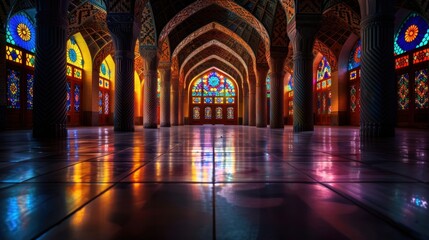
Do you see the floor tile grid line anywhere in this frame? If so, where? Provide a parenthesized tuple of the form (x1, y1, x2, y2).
(283, 161, 419, 239)
(32, 148, 176, 240)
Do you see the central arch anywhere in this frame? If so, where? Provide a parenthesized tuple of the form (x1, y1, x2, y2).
(189, 68, 239, 125)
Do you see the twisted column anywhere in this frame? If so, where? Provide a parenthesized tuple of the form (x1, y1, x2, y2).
(0, 29, 6, 130)
(288, 15, 321, 132)
(140, 47, 158, 128)
(269, 49, 288, 128)
(159, 63, 171, 127)
(33, 0, 69, 138)
(243, 84, 249, 126)
(249, 81, 256, 126)
(359, 0, 395, 137)
(170, 75, 179, 126)
(256, 65, 269, 128)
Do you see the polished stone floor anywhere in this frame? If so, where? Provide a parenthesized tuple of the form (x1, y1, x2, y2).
(0, 126, 428, 239)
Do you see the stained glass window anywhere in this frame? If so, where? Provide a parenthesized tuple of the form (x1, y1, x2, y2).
(104, 93, 109, 114)
(6, 46, 22, 63)
(98, 91, 103, 114)
(67, 65, 73, 77)
(7, 69, 20, 109)
(216, 107, 223, 119)
(66, 82, 71, 111)
(316, 57, 332, 116)
(224, 79, 236, 97)
(193, 107, 201, 120)
(395, 55, 409, 69)
(26, 53, 35, 68)
(6, 12, 36, 52)
(192, 79, 203, 96)
(100, 60, 111, 80)
(227, 107, 234, 120)
(205, 107, 212, 119)
(350, 85, 357, 112)
(317, 57, 331, 81)
(397, 73, 410, 110)
(286, 75, 293, 92)
(348, 40, 361, 70)
(192, 97, 201, 104)
(415, 69, 429, 109)
(27, 74, 34, 109)
(266, 73, 271, 98)
(74, 85, 80, 112)
(394, 13, 429, 55)
(413, 48, 429, 64)
(67, 37, 84, 68)
(215, 97, 224, 104)
(350, 70, 358, 80)
(226, 97, 234, 104)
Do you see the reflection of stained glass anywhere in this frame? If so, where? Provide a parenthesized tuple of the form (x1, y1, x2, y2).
(216, 107, 223, 119)
(397, 73, 410, 110)
(27, 74, 34, 109)
(415, 69, 429, 109)
(205, 107, 212, 119)
(227, 107, 234, 119)
(66, 82, 71, 111)
(74, 85, 80, 112)
(317, 57, 331, 81)
(395, 13, 429, 55)
(413, 48, 429, 64)
(6, 13, 36, 52)
(67, 37, 84, 68)
(26, 53, 35, 67)
(104, 93, 109, 114)
(98, 91, 103, 114)
(7, 69, 20, 109)
(192, 97, 201, 104)
(193, 107, 200, 120)
(395, 55, 409, 69)
(6, 46, 22, 63)
(348, 40, 361, 70)
(350, 85, 357, 112)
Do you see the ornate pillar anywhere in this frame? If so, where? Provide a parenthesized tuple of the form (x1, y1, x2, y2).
(107, 13, 137, 132)
(243, 84, 249, 125)
(0, 28, 6, 130)
(288, 15, 321, 132)
(33, 0, 69, 138)
(269, 48, 288, 128)
(249, 81, 256, 126)
(140, 47, 158, 128)
(359, 0, 395, 137)
(159, 63, 171, 127)
(256, 64, 269, 128)
(170, 75, 179, 126)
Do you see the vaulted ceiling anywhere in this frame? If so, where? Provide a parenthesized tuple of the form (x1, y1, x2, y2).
(2, 0, 429, 89)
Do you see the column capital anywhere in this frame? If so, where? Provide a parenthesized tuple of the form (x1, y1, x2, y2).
(107, 13, 137, 52)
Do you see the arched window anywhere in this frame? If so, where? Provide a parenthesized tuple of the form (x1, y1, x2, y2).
(348, 40, 362, 126)
(4, 12, 36, 128)
(394, 13, 429, 126)
(66, 36, 84, 125)
(315, 56, 332, 125)
(285, 75, 294, 124)
(190, 70, 237, 124)
(99, 58, 112, 125)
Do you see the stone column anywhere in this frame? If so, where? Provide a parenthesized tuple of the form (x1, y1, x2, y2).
(159, 63, 171, 127)
(288, 15, 321, 132)
(170, 75, 179, 126)
(107, 13, 137, 132)
(256, 64, 269, 128)
(33, 0, 69, 138)
(269, 48, 288, 128)
(359, 0, 395, 137)
(243, 84, 249, 126)
(0, 28, 6, 130)
(249, 81, 256, 126)
(140, 47, 158, 128)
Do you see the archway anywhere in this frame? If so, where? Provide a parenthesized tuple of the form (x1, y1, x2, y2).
(189, 69, 238, 125)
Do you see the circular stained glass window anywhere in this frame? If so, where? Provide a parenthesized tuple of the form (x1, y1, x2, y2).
(395, 13, 429, 55)
(7, 13, 36, 52)
(68, 49, 77, 63)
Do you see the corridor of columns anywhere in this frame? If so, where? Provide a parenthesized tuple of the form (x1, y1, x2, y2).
(0, 0, 429, 239)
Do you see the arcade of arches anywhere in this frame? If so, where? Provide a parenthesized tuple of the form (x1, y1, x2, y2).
(1, 0, 429, 137)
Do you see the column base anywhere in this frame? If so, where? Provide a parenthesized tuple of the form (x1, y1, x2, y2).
(144, 123, 158, 129)
(293, 124, 314, 132)
(360, 123, 395, 137)
(160, 122, 171, 127)
(33, 124, 67, 139)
